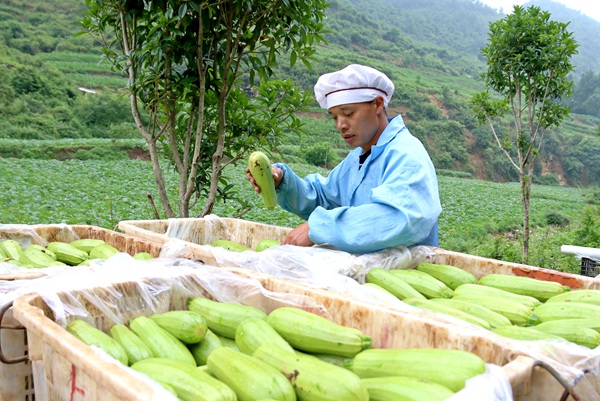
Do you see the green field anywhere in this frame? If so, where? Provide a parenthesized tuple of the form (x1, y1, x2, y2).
(1, 157, 593, 274)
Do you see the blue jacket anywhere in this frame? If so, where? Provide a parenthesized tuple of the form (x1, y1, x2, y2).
(275, 115, 441, 254)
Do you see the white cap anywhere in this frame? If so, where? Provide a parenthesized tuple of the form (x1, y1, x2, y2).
(314, 64, 395, 109)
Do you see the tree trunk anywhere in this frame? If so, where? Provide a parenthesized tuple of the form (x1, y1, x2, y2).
(120, 13, 175, 220)
(520, 170, 532, 263)
(200, 94, 227, 218)
(128, 88, 175, 218)
(147, 139, 176, 218)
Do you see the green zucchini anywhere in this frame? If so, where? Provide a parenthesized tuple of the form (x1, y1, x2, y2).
(150, 310, 208, 344)
(267, 307, 371, 358)
(187, 297, 267, 339)
(207, 347, 296, 401)
(131, 357, 236, 401)
(129, 316, 196, 366)
(254, 344, 369, 401)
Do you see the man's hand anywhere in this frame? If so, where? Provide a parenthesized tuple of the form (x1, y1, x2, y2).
(246, 165, 283, 193)
(282, 221, 314, 247)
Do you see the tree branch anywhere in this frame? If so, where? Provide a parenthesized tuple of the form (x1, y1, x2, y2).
(487, 115, 521, 172)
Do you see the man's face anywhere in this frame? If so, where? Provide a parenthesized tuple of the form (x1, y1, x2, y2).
(328, 99, 383, 151)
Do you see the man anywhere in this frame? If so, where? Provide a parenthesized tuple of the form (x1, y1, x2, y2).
(247, 64, 442, 254)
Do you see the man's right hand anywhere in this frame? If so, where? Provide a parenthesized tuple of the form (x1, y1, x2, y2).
(282, 221, 314, 247)
(246, 166, 283, 193)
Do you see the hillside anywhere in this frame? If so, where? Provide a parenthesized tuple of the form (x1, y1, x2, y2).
(345, 0, 600, 80)
(0, 0, 599, 187)
(300, 0, 600, 186)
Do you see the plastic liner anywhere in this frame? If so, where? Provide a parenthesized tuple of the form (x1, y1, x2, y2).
(561, 245, 600, 262)
(116, 218, 600, 398)
(10, 256, 517, 401)
(206, 242, 446, 312)
(0, 224, 50, 246)
(4, 255, 326, 325)
(210, 243, 413, 281)
(448, 363, 513, 401)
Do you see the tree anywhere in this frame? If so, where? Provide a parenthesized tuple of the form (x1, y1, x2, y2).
(471, 5, 578, 262)
(305, 143, 337, 168)
(80, 0, 328, 218)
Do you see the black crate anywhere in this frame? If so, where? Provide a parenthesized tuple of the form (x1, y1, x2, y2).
(580, 257, 600, 277)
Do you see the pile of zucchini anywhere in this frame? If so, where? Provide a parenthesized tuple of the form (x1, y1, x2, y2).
(67, 296, 488, 401)
(366, 263, 600, 349)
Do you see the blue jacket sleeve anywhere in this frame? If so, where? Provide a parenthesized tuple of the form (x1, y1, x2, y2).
(308, 160, 441, 253)
(274, 162, 345, 220)
(274, 127, 441, 254)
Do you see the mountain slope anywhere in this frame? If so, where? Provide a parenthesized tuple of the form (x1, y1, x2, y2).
(346, 0, 600, 79)
(0, 0, 598, 186)
(348, 0, 499, 57)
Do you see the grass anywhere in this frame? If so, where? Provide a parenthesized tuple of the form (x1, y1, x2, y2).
(0, 157, 589, 274)
(0, 158, 163, 227)
(0, 138, 145, 147)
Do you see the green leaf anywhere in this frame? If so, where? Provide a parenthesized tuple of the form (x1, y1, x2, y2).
(289, 50, 297, 68)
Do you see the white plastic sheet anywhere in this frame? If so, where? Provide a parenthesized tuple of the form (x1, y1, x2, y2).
(9, 254, 326, 327)
(210, 243, 412, 281)
(13, 255, 517, 401)
(204, 243, 414, 307)
(561, 245, 600, 262)
(448, 364, 514, 401)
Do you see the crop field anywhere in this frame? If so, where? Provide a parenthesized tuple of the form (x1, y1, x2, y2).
(439, 177, 585, 240)
(1, 157, 590, 273)
(33, 51, 127, 89)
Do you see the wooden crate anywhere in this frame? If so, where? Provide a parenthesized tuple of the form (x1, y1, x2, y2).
(11, 263, 594, 401)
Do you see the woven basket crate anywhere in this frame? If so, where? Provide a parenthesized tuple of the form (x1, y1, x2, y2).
(11, 263, 593, 401)
(0, 224, 163, 281)
(0, 224, 163, 401)
(432, 247, 600, 290)
(117, 217, 292, 266)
